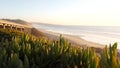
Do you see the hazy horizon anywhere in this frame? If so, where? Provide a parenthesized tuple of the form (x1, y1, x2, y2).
(0, 0, 120, 26)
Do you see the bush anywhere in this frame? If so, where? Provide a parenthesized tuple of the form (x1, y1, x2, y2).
(0, 29, 120, 68)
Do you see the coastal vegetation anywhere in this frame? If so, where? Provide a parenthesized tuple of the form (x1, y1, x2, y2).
(0, 29, 120, 68)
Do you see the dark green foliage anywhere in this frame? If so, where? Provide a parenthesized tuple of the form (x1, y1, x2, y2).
(100, 43, 120, 68)
(0, 29, 119, 68)
(0, 29, 24, 41)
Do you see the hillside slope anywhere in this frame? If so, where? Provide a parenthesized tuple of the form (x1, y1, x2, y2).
(2, 19, 31, 26)
(0, 19, 45, 38)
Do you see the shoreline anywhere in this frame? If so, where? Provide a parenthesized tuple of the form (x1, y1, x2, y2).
(38, 28, 105, 49)
(37, 28, 120, 56)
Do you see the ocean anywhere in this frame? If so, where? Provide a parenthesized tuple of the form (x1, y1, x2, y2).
(32, 23, 120, 49)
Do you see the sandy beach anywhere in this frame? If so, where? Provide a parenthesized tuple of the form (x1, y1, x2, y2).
(38, 28, 105, 49)
(37, 28, 120, 57)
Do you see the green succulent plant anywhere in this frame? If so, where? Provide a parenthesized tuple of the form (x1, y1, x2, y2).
(0, 29, 119, 68)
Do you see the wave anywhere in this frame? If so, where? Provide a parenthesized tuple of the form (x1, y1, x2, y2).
(32, 23, 120, 49)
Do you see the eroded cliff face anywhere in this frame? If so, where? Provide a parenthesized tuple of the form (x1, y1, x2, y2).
(0, 19, 46, 38)
(0, 19, 32, 34)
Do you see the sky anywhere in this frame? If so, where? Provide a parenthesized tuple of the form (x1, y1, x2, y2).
(0, 0, 120, 26)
